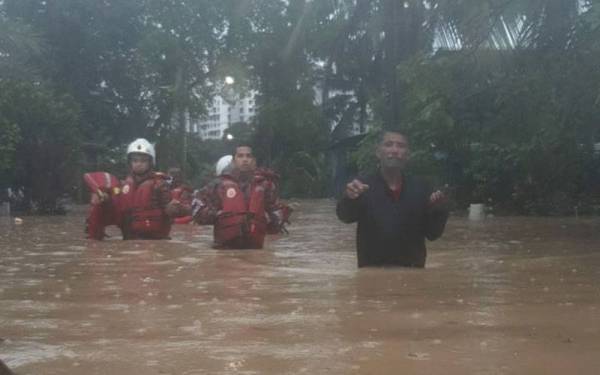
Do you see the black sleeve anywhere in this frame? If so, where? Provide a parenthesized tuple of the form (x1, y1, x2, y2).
(336, 196, 362, 223)
(414, 178, 448, 241)
(336, 175, 371, 223)
(424, 204, 449, 241)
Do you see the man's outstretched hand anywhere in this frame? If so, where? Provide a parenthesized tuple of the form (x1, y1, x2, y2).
(428, 190, 447, 208)
(345, 179, 370, 200)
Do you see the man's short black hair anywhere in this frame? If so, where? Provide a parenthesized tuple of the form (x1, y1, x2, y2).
(233, 143, 253, 155)
(377, 129, 409, 144)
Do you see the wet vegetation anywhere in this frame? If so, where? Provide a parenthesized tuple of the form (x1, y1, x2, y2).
(1, 1, 599, 214)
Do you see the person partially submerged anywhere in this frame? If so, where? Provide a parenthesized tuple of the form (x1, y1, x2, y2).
(337, 130, 448, 268)
(194, 144, 291, 249)
(85, 138, 188, 240)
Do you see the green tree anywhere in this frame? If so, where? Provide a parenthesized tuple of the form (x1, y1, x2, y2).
(138, 0, 232, 173)
(0, 15, 43, 80)
(217, 0, 332, 195)
(0, 80, 81, 213)
(0, 118, 20, 184)
(4, 0, 151, 146)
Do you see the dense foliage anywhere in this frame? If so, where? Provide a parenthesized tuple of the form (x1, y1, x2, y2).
(1, 0, 599, 214)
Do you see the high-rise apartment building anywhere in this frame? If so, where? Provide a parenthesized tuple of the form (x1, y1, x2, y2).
(190, 91, 258, 140)
(187, 87, 369, 140)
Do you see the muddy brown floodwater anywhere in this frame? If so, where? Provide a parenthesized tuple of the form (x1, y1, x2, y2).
(1, 199, 600, 374)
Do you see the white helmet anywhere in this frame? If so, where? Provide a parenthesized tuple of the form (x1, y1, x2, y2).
(215, 155, 233, 175)
(127, 138, 155, 163)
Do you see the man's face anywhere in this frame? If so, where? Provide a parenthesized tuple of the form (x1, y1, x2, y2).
(129, 153, 152, 175)
(376, 132, 410, 169)
(233, 146, 256, 173)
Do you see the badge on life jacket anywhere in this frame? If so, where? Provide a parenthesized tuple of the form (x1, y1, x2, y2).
(226, 188, 236, 198)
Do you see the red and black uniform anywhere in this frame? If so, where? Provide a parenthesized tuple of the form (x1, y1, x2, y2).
(194, 168, 290, 249)
(86, 172, 172, 240)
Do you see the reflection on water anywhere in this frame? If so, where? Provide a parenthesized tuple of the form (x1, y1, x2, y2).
(1, 200, 600, 374)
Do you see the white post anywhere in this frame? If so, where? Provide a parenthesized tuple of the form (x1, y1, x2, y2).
(468, 203, 485, 221)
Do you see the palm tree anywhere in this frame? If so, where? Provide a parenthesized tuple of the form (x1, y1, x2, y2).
(317, 0, 591, 137)
(433, 0, 586, 50)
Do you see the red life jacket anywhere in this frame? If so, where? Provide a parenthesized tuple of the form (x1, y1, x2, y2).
(117, 173, 171, 239)
(173, 215, 193, 225)
(254, 168, 292, 234)
(170, 184, 193, 204)
(83, 172, 122, 240)
(214, 175, 267, 248)
(170, 184, 193, 224)
(83, 172, 120, 195)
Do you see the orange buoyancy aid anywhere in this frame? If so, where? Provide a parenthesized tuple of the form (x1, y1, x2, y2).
(117, 173, 171, 239)
(214, 176, 267, 248)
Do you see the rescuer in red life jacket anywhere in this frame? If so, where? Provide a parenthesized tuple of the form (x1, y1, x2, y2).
(167, 166, 194, 224)
(85, 138, 188, 240)
(193, 144, 291, 249)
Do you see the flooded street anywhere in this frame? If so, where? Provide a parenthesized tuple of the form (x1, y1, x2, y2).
(2, 199, 600, 374)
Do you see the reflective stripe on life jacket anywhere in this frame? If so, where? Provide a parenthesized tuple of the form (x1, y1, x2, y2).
(214, 176, 267, 248)
(118, 173, 171, 239)
(83, 171, 121, 195)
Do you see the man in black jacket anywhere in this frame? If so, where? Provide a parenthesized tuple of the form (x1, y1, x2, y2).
(0, 359, 15, 375)
(336, 130, 448, 268)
